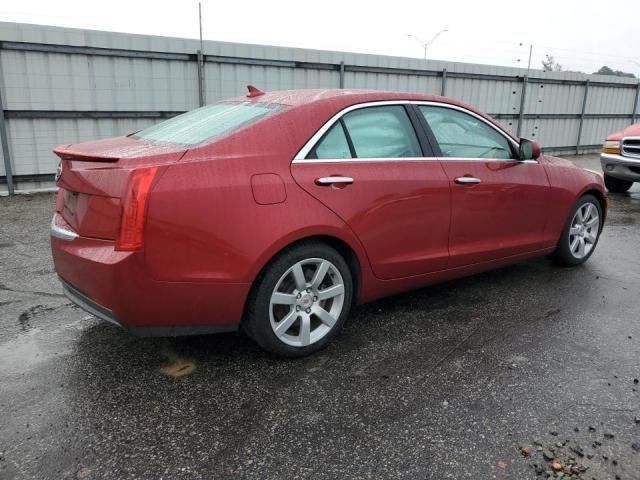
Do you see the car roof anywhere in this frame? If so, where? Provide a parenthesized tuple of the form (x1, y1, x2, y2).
(226, 88, 447, 108)
(227, 88, 440, 106)
(224, 88, 516, 140)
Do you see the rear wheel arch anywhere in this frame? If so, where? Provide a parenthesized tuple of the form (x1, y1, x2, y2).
(242, 239, 357, 356)
(245, 234, 363, 315)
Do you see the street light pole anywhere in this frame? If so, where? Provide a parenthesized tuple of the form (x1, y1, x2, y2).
(407, 34, 427, 60)
(407, 29, 449, 62)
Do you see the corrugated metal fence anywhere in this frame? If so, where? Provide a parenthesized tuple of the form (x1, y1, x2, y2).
(1, 21, 639, 194)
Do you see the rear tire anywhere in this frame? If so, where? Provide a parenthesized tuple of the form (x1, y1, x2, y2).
(244, 242, 353, 357)
(551, 194, 603, 267)
(604, 174, 632, 193)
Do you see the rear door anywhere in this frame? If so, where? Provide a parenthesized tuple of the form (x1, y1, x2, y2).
(415, 104, 550, 268)
(291, 103, 451, 280)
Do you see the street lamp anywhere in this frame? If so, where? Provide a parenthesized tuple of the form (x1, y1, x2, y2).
(407, 29, 449, 60)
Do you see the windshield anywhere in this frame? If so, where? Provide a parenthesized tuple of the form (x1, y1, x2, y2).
(133, 101, 283, 146)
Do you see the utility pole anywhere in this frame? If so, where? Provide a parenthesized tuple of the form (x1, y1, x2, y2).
(197, 2, 206, 106)
(518, 42, 533, 75)
(199, 2, 204, 53)
(517, 43, 533, 138)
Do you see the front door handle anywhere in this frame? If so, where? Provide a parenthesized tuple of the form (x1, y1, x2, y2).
(315, 176, 354, 186)
(454, 176, 481, 185)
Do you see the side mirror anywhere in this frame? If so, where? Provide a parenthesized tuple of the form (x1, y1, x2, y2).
(518, 138, 541, 160)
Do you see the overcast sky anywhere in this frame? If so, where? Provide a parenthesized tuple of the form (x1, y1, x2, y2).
(1, 0, 639, 77)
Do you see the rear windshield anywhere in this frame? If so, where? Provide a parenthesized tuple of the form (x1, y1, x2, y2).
(133, 101, 283, 146)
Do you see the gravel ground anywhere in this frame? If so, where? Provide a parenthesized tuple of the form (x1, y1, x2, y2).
(1, 154, 640, 479)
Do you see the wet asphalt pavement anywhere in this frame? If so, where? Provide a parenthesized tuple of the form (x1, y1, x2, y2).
(1, 154, 640, 480)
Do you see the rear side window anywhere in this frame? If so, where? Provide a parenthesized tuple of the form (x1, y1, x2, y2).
(134, 101, 282, 146)
(306, 105, 422, 160)
(310, 122, 352, 159)
(343, 106, 421, 158)
(418, 106, 513, 159)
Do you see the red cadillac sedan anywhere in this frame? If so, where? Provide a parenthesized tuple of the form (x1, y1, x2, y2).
(51, 88, 606, 357)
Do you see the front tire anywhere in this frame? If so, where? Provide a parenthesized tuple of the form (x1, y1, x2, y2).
(244, 242, 353, 357)
(604, 174, 633, 193)
(551, 194, 603, 266)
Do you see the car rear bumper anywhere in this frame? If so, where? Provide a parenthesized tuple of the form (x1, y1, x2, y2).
(600, 153, 640, 182)
(51, 213, 249, 335)
(61, 277, 123, 327)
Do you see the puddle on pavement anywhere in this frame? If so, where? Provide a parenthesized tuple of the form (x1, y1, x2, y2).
(0, 328, 70, 373)
(0, 317, 91, 375)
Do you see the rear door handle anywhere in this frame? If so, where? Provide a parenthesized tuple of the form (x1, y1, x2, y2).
(315, 176, 354, 186)
(454, 176, 481, 185)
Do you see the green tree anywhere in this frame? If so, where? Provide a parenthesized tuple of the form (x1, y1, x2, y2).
(542, 54, 562, 72)
(594, 66, 636, 78)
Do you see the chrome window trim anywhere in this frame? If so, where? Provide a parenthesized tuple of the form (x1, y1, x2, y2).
(295, 157, 437, 164)
(292, 100, 521, 163)
(294, 157, 535, 165)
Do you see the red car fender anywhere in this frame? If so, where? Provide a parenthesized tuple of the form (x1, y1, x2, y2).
(246, 221, 377, 305)
(542, 157, 607, 245)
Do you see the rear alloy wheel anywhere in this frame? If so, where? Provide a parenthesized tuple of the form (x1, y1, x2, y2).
(604, 174, 633, 193)
(552, 194, 602, 266)
(245, 243, 353, 357)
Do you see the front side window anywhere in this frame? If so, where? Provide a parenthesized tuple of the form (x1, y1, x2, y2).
(342, 106, 422, 158)
(418, 106, 513, 159)
(134, 101, 282, 146)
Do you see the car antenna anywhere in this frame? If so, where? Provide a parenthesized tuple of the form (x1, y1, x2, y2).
(246, 85, 265, 98)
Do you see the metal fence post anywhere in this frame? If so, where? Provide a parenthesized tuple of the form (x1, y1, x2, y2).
(440, 68, 447, 96)
(632, 82, 640, 125)
(516, 75, 528, 137)
(576, 79, 590, 155)
(339, 61, 345, 89)
(0, 62, 14, 195)
(197, 49, 205, 106)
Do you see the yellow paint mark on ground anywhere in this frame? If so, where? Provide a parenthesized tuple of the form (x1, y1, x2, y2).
(159, 349, 196, 378)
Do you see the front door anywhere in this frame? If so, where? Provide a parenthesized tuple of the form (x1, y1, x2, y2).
(416, 104, 550, 268)
(291, 104, 451, 280)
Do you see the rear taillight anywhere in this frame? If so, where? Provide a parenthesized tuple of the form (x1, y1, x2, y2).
(115, 167, 158, 251)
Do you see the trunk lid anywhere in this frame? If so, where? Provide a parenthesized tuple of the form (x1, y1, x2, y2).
(54, 136, 186, 240)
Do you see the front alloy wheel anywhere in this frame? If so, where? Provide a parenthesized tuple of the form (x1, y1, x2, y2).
(567, 202, 599, 260)
(244, 242, 353, 357)
(552, 194, 603, 266)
